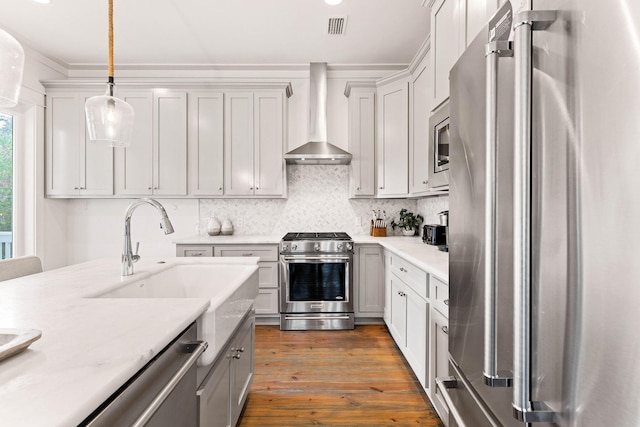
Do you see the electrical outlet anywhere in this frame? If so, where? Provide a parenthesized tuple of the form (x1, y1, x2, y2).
(354, 216, 361, 226)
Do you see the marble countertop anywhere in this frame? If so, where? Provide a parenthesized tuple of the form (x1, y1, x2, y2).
(0, 257, 255, 427)
(175, 234, 449, 282)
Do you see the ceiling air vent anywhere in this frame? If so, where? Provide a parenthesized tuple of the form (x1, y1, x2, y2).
(327, 16, 348, 36)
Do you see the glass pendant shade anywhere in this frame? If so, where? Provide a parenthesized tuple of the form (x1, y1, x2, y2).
(0, 29, 25, 108)
(85, 85, 135, 147)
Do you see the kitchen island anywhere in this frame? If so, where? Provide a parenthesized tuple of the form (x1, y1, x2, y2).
(0, 257, 258, 427)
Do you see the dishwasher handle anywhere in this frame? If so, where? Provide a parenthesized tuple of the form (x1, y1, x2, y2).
(131, 340, 208, 427)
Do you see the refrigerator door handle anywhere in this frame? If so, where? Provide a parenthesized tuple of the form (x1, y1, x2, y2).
(512, 9, 558, 424)
(483, 38, 513, 389)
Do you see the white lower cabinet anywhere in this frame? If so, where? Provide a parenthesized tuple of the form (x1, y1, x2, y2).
(384, 250, 449, 422)
(430, 305, 450, 425)
(198, 313, 255, 427)
(354, 244, 384, 317)
(386, 253, 429, 391)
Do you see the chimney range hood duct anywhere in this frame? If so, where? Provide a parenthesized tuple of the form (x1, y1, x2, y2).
(284, 62, 352, 165)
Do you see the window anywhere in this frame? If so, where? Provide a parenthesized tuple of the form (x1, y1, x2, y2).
(0, 112, 13, 259)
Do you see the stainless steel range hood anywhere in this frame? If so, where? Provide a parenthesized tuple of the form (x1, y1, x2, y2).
(284, 63, 352, 165)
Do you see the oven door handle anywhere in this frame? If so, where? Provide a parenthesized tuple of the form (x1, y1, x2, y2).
(281, 255, 351, 263)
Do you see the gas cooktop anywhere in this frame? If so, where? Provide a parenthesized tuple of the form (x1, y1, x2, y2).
(281, 232, 352, 241)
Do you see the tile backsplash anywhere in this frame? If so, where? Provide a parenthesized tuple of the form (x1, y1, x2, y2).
(199, 165, 449, 237)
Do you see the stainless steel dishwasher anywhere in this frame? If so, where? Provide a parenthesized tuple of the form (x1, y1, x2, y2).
(80, 323, 207, 427)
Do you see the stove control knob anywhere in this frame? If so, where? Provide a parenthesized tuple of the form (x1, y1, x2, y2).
(314, 243, 321, 251)
(337, 242, 344, 250)
(346, 243, 353, 251)
(292, 244, 298, 251)
(282, 244, 289, 252)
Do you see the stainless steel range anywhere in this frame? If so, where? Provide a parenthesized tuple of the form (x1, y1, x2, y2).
(279, 232, 354, 330)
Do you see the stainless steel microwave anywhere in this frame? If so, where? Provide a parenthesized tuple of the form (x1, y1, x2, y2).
(428, 101, 450, 188)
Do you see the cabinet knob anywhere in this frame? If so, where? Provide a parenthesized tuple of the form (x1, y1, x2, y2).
(148, 186, 152, 190)
(256, 186, 259, 190)
(356, 187, 360, 191)
(444, 299, 450, 306)
(422, 180, 428, 184)
(73, 186, 79, 190)
(441, 326, 449, 335)
(379, 186, 384, 190)
(218, 187, 222, 191)
(249, 187, 253, 190)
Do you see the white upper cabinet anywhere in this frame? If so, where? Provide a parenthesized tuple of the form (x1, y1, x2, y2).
(253, 91, 285, 197)
(430, 0, 460, 111)
(224, 91, 285, 197)
(376, 78, 409, 197)
(115, 90, 187, 196)
(409, 52, 431, 195)
(188, 92, 224, 196)
(429, 0, 501, 111)
(46, 92, 114, 197)
(345, 82, 376, 198)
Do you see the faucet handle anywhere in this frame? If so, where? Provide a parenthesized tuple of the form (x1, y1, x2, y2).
(132, 242, 141, 263)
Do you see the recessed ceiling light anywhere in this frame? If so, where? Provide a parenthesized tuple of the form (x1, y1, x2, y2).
(33, 0, 51, 4)
(325, 0, 343, 5)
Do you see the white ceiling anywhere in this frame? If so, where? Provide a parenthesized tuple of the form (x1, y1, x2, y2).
(0, 0, 431, 68)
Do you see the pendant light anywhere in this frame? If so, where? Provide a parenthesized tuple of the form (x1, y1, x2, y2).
(85, 0, 134, 147)
(0, 28, 25, 108)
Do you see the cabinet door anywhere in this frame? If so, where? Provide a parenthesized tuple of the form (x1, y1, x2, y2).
(154, 91, 187, 196)
(409, 57, 431, 195)
(404, 285, 429, 390)
(198, 356, 231, 427)
(224, 92, 255, 196)
(388, 275, 407, 346)
(46, 94, 81, 196)
(348, 87, 376, 197)
(188, 92, 224, 196)
(253, 91, 284, 196)
(115, 91, 154, 196)
(230, 316, 255, 427)
(376, 80, 409, 196)
(356, 245, 384, 316)
(430, 306, 450, 423)
(431, 0, 460, 110)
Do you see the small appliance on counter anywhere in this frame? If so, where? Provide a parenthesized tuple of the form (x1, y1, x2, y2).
(423, 224, 447, 251)
(423, 210, 449, 251)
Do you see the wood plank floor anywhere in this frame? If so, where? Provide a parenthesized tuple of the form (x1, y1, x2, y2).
(238, 325, 445, 426)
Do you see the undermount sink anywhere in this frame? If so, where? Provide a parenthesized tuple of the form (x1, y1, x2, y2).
(95, 263, 259, 366)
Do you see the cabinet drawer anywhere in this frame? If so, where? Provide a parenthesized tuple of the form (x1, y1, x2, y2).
(214, 245, 278, 262)
(258, 262, 278, 289)
(176, 245, 213, 257)
(430, 275, 449, 317)
(254, 289, 279, 315)
(390, 255, 428, 299)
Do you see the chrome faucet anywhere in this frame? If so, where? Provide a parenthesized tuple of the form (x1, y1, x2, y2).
(122, 198, 175, 276)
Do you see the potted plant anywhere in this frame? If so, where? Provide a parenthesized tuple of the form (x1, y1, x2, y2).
(390, 209, 424, 236)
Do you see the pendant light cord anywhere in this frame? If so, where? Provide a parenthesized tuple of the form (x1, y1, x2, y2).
(108, 0, 114, 93)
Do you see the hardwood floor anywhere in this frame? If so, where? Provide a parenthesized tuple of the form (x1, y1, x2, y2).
(238, 325, 445, 426)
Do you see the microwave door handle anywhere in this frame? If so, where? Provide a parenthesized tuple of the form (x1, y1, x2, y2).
(483, 39, 513, 389)
(512, 10, 557, 424)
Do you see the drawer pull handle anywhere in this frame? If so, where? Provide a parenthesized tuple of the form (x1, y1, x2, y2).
(242, 253, 253, 256)
(441, 326, 449, 335)
(399, 267, 407, 273)
(444, 299, 450, 306)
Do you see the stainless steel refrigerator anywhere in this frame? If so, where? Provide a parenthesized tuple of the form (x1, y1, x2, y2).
(443, 0, 640, 426)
